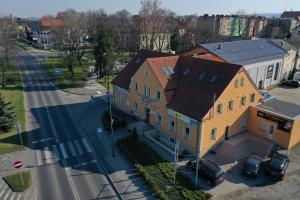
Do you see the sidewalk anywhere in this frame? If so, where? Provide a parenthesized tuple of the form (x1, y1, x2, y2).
(63, 97, 156, 199)
(0, 150, 35, 200)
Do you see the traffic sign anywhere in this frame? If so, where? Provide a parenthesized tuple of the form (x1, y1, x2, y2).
(55, 68, 62, 76)
(96, 127, 103, 134)
(14, 161, 23, 169)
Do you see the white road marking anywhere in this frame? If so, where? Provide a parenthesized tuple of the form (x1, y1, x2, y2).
(0, 184, 8, 198)
(81, 138, 92, 153)
(3, 189, 11, 200)
(9, 192, 16, 200)
(74, 140, 83, 155)
(44, 147, 52, 163)
(32, 141, 38, 144)
(46, 137, 54, 141)
(16, 193, 21, 200)
(36, 150, 43, 166)
(52, 145, 60, 162)
(68, 142, 77, 157)
(59, 143, 69, 159)
(32, 137, 53, 144)
(81, 162, 88, 166)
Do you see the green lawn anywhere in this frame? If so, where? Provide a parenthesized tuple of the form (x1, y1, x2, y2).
(42, 57, 92, 93)
(117, 135, 212, 200)
(5, 171, 32, 192)
(0, 65, 26, 155)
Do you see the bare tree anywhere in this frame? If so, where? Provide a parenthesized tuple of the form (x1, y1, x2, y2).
(137, 0, 173, 52)
(115, 9, 131, 55)
(0, 16, 16, 87)
(85, 9, 107, 42)
(52, 9, 88, 76)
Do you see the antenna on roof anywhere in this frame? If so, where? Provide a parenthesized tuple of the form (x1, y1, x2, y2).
(216, 44, 222, 50)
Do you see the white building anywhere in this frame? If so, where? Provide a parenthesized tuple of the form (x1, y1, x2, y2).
(201, 39, 287, 89)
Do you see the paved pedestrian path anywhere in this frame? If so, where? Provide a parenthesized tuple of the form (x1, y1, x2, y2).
(0, 178, 22, 200)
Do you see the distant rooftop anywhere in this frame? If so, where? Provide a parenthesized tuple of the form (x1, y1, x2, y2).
(201, 39, 287, 65)
(256, 98, 300, 119)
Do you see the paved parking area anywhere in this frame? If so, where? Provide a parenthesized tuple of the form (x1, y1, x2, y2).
(269, 86, 300, 106)
(215, 144, 300, 200)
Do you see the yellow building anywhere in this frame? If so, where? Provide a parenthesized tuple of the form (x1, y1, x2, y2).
(112, 50, 261, 157)
(112, 50, 299, 157)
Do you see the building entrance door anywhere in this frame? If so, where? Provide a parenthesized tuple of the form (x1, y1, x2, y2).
(267, 124, 276, 140)
(145, 108, 150, 123)
(259, 80, 264, 89)
(225, 126, 230, 140)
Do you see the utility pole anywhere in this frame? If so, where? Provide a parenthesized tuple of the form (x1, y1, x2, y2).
(107, 70, 115, 157)
(16, 122, 23, 148)
(173, 140, 179, 186)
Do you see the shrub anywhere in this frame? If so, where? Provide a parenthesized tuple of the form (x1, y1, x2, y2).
(102, 110, 127, 131)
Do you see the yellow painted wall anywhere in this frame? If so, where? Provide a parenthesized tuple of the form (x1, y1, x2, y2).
(200, 69, 261, 156)
(246, 106, 297, 149)
(287, 117, 300, 149)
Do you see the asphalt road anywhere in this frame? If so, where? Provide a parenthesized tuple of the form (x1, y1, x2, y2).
(15, 48, 121, 200)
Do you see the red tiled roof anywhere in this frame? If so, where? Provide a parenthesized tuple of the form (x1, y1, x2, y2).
(40, 17, 63, 27)
(182, 47, 225, 62)
(166, 56, 242, 120)
(113, 50, 244, 121)
(112, 50, 176, 89)
(193, 53, 225, 62)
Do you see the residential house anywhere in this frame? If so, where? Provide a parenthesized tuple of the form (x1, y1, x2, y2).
(112, 50, 262, 156)
(139, 33, 171, 52)
(291, 25, 300, 42)
(230, 16, 247, 37)
(270, 39, 297, 80)
(281, 11, 300, 21)
(200, 39, 287, 89)
(38, 16, 63, 49)
(219, 16, 232, 36)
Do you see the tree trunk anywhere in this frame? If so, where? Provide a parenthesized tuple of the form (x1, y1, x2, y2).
(1, 64, 5, 88)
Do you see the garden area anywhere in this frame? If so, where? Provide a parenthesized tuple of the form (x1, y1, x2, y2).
(5, 171, 32, 192)
(0, 64, 27, 155)
(42, 57, 92, 93)
(117, 134, 212, 200)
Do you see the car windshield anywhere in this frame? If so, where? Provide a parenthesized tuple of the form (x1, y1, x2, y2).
(246, 163, 257, 172)
(270, 157, 285, 169)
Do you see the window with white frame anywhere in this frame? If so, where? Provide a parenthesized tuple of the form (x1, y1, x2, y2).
(217, 103, 223, 114)
(156, 113, 162, 125)
(169, 118, 175, 132)
(134, 102, 138, 113)
(241, 96, 246, 106)
(156, 90, 160, 100)
(211, 128, 217, 140)
(126, 94, 129, 108)
(183, 126, 190, 140)
(250, 93, 255, 103)
(228, 100, 234, 111)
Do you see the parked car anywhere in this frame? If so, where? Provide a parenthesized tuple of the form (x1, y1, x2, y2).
(186, 159, 224, 185)
(266, 153, 289, 180)
(260, 90, 273, 101)
(281, 80, 300, 88)
(242, 155, 263, 176)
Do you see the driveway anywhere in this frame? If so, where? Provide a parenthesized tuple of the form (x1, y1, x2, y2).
(269, 86, 300, 106)
(215, 143, 300, 200)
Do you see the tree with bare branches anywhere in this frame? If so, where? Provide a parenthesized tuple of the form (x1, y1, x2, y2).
(52, 9, 88, 76)
(0, 16, 16, 87)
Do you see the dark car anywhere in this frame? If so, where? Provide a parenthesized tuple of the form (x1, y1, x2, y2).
(281, 80, 300, 88)
(186, 159, 224, 185)
(242, 155, 263, 176)
(266, 153, 289, 180)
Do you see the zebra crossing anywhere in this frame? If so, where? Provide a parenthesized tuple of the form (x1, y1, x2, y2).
(34, 138, 97, 167)
(0, 178, 22, 200)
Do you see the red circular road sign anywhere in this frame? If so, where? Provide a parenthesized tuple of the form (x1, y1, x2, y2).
(14, 161, 23, 169)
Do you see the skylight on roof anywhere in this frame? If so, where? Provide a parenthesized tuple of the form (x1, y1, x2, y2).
(162, 66, 174, 75)
(210, 75, 220, 84)
(230, 49, 238, 53)
(198, 71, 207, 80)
(135, 58, 141, 64)
(182, 68, 191, 76)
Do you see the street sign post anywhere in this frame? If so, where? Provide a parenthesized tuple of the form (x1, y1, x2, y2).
(55, 68, 62, 76)
(16, 122, 23, 149)
(13, 161, 24, 187)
